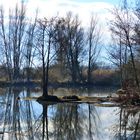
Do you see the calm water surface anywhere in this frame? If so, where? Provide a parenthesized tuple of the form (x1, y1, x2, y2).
(0, 87, 139, 140)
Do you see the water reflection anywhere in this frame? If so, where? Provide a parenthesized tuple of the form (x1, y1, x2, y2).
(0, 88, 139, 140)
(38, 102, 101, 140)
(0, 88, 40, 139)
(54, 103, 85, 140)
(114, 107, 140, 140)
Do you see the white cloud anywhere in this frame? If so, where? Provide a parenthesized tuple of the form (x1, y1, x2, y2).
(0, 0, 114, 25)
(28, 0, 114, 42)
(0, 0, 114, 44)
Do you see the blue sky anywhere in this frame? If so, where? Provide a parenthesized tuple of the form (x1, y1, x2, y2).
(0, 0, 134, 44)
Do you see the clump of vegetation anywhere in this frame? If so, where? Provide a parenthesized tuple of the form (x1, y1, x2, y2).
(37, 95, 60, 102)
(62, 95, 80, 101)
(115, 88, 140, 105)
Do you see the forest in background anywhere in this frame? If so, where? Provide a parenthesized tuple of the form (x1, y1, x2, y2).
(0, 0, 140, 89)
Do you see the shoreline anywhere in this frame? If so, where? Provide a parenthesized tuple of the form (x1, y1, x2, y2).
(0, 80, 120, 89)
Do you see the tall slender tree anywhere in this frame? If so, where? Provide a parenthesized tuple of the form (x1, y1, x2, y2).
(0, 2, 27, 81)
(24, 11, 38, 82)
(37, 17, 55, 96)
(87, 14, 102, 84)
(109, 5, 139, 88)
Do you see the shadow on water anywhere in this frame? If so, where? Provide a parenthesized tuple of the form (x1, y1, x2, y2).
(0, 87, 139, 140)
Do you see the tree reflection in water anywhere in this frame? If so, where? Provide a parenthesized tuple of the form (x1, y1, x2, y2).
(114, 107, 140, 140)
(0, 88, 44, 140)
(52, 103, 84, 140)
(2, 88, 23, 140)
(0, 88, 102, 140)
(87, 89, 101, 140)
(0, 88, 139, 140)
(51, 102, 101, 140)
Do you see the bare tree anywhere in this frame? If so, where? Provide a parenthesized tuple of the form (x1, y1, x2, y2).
(66, 13, 84, 83)
(0, 6, 13, 81)
(36, 17, 55, 97)
(24, 11, 38, 82)
(132, 1, 140, 90)
(108, 32, 128, 87)
(53, 12, 84, 83)
(53, 17, 68, 80)
(10, 3, 26, 80)
(0, 3, 27, 81)
(109, 5, 139, 88)
(87, 14, 102, 84)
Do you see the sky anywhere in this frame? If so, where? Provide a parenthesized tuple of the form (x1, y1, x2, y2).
(0, 0, 121, 23)
(0, 0, 134, 31)
(0, 0, 121, 41)
(0, 0, 134, 63)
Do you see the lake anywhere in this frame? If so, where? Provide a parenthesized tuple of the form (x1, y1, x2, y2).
(0, 87, 139, 140)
